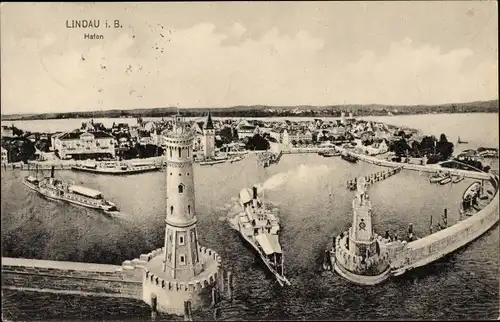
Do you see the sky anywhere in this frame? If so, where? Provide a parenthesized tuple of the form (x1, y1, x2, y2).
(0, 2, 498, 115)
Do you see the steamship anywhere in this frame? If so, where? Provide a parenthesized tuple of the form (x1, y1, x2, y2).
(231, 186, 291, 286)
(71, 160, 162, 175)
(23, 165, 119, 214)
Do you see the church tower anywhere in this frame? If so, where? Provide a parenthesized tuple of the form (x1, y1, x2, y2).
(163, 113, 202, 279)
(203, 112, 215, 159)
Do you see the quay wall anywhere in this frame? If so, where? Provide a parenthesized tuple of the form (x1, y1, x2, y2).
(2, 255, 148, 299)
(390, 175, 499, 274)
(1, 157, 167, 171)
(339, 148, 491, 181)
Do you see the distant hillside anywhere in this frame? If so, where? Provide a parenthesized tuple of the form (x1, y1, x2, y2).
(1, 100, 498, 121)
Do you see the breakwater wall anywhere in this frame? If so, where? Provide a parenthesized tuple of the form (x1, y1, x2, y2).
(1, 257, 143, 298)
(389, 175, 499, 275)
(338, 148, 491, 181)
(1, 248, 163, 299)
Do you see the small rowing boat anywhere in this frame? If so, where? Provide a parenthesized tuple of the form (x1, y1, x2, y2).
(430, 172, 447, 183)
(439, 176, 452, 185)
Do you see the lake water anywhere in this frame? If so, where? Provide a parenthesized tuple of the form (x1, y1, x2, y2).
(1, 113, 499, 320)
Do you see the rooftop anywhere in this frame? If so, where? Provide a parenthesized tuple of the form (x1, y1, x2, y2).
(58, 131, 114, 140)
(205, 112, 214, 130)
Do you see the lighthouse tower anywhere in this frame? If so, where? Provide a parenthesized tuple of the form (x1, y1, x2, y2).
(349, 177, 377, 257)
(333, 176, 391, 284)
(162, 113, 202, 279)
(203, 112, 215, 159)
(141, 113, 222, 315)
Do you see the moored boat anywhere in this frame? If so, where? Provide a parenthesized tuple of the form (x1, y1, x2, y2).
(341, 153, 358, 163)
(439, 176, 452, 185)
(478, 149, 499, 158)
(229, 155, 245, 163)
(429, 172, 447, 183)
(71, 161, 161, 175)
(452, 175, 464, 184)
(23, 166, 118, 213)
(231, 186, 291, 286)
(200, 159, 226, 166)
(322, 149, 340, 157)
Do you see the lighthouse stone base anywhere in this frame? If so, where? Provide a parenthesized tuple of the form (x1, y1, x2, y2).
(138, 245, 221, 315)
(333, 232, 391, 285)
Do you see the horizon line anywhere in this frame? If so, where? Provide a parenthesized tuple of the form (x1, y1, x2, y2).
(2, 98, 498, 117)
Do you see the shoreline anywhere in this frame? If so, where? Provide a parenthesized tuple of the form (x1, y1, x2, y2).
(2, 111, 498, 122)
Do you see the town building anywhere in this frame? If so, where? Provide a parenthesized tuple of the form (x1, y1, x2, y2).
(269, 129, 283, 143)
(358, 139, 389, 156)
(1, 125, 14, 138)
(236, 120, 257, 139)
(282, 129, 290, 147)
(111, 122, 130, 136)
(1, 147, 8, 164)
(143, 114, 221, 314)
(49, 133, 63, 152)
(287, 130, 313, 145)
(137, 130, 154, 146)
(53, 131, 116, 160)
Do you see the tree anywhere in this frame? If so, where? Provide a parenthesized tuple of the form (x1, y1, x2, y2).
(312, 132, 318, 143)
(436, 133, 454, 160)
(419, 136, 437, 156)
(35, 138, 51, 152)
(1, 137, 36, 163)
(246, 134, 269, 151)
(410, 140, 421, 157)
(12, 126, 24, 137)
(219, 127, 235, 144)
(391, 138, 410, 157)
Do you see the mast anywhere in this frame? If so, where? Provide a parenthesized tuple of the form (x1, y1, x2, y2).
(281, 251, 284, 276)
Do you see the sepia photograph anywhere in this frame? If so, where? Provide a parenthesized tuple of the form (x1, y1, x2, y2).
(1, 1, 498, 321)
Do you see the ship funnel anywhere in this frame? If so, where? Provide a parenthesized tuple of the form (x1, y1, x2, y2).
(252, 186, 258, 199)
(50, 165, 55, 178)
